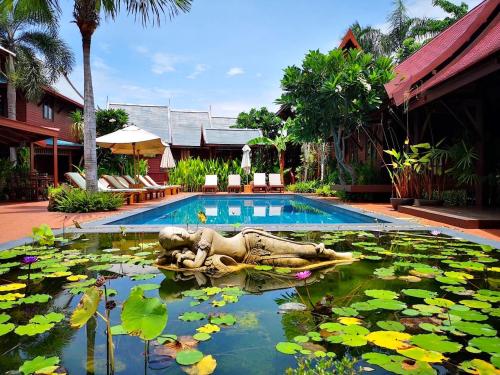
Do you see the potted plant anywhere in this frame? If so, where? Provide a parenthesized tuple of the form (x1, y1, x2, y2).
(384, 143, 431, 210)
(414, 142, 447, 206)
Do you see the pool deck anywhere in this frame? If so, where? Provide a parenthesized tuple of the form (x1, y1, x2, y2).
(0, 193, 499, 250)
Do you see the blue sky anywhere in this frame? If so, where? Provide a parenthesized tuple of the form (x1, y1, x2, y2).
(55, 0, 481, 116)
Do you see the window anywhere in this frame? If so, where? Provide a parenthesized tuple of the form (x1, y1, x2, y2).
(43, 102, 53, 120)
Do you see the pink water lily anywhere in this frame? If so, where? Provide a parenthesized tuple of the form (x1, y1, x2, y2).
(295, 270, 312, 280)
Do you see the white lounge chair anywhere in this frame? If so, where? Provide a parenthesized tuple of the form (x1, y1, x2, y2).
(268, 173, 284, 193)
(252, 173, 267, 193)
(65, 172, 136, 204)
(253, 205, 267, 217)
(202, 175, 218, 193)
(227, 174, 241, 193)
(269, 206, 283, 216)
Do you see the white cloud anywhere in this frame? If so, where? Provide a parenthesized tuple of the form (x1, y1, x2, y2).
(255, 72, 262, 78)
(187, 64, 208, 79)
(134, 46, 149, 54)
(226, 67, 244, 77)
(151, 53, 180, 74)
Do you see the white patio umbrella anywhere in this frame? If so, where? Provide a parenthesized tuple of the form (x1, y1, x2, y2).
(160, 143, 176, 182)
(241, 144, 251, 184)
(96, 125, 165, 177)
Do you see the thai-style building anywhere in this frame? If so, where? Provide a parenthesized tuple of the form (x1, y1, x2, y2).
(384, 0, 500, 208)
(108, 103, 262, 182)
(0, 46, 83, 197)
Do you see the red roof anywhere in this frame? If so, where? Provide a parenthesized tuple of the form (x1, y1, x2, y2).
(43, 85, 83, 109)
(339, 29, 361, 50)
(385, 0, 499, 106)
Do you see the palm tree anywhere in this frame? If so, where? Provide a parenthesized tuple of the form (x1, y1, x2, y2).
(0, 2, 73, 120)
(5, 0, 192, 192)
(349, 21, 388, 58)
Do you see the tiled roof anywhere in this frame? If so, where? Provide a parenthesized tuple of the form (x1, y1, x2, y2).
(385, 0, 498, 106)
(109, 103, 170, 142)
(204, 128, 262, 146)
(170, 110, 209, 147)
(210, 116, 237, 129)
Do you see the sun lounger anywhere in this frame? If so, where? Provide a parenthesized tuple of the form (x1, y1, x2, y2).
(269, 205, 283, 216)
(115, 176, 162, 199)
(253, 205, 267, 217)
(144, 175, 181, 194)
(252, 173, 268, 193)
(202, 175, 218, 193)
(102, 175, 148, 202)
(268, 173, 285, 193)
(227, 174, 241, 193)
(136, 175, 172, 196)
(65, 172, 133, 205)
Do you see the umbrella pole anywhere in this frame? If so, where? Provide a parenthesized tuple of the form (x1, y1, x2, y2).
(132, 143, 137, 180)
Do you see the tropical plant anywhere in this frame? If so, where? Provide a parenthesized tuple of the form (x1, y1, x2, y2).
(248, 119, 294, 181)
(233, 107, 283, 138)
(315, 184, 337, 197)
(49, 185, 124, 212)
(70, 110, 84, 142)
(446, 141, 478, 186)
(169, 158, 247, 192)
(9, 0, 191, 192)
(286, 180, 319, 193)
(96, 108, 128, 137)
(123, 158, 149, 177)
(279, 48, 393, 185)
(0, 2, 73, 120)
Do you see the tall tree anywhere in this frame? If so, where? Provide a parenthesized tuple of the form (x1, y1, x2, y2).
(0, 1, 73, 120)
(5, 0, 192, 192)
(278, 49, 393, 184)
(233, 107, 283, 139)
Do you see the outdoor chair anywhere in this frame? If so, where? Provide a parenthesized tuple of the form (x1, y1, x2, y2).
(65, 172, 133, 205)
(137, 175, 172, 196)
(268, 173, 285, 193)
(116, 176, 162, 199)
(144, 175, 181, 195)
(202, 175, 218, 193)
(227, 174, 241, 193)
(252, 173, 268, 193)
(102, 175, 148, 202)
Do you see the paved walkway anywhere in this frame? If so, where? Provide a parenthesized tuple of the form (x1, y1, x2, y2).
(0, 195, 498, 247)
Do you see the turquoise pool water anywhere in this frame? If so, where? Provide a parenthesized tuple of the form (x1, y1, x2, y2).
(108, 194, 383, 225)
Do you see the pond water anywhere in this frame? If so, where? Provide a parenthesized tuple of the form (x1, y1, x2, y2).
(107, 195, 383, 225)
(0, 230, 498, 374)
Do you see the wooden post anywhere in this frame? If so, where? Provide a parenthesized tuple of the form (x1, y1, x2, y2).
(30, 142, 35, 173)
(53, 137, 58, 186)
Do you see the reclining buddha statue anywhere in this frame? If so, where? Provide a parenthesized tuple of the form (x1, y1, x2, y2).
(157, 227, 353, 272)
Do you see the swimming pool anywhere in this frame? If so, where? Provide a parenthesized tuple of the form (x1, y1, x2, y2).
(108, 194, 383, 225)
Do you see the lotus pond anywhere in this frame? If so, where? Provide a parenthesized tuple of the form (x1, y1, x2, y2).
(0, 229, 499, 374)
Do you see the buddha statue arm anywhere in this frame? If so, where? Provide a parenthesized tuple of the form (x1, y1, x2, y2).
(180, 229, 213, 268)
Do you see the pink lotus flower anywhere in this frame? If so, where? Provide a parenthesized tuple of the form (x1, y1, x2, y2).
(295, 271, 312, 280)
(431, 230, 441, 236)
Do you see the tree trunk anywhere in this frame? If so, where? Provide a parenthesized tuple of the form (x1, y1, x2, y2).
(332, 129, 357, 185)
(81, 32, 98, 192)
(279, 149, 285, 182)
(7, 55, 18, 164)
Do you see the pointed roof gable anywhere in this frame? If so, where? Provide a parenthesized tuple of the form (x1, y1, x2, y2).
(339, 29, 361, 50)
(385, 0, 499, 106)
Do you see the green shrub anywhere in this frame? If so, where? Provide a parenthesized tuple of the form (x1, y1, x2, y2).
(442, 189, 468, 206)
(49, 184, 124, 213)
(169, 158, 247, 192)
(287, 180, 319, 193)
(315, 184, 337, 197)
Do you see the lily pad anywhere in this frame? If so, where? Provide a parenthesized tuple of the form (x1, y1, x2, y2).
(452, 321, 497, 337)
(468, 337, 500, 355)
(396, 347, 446, 363)
(193, 332, 211, 341)
(366, 331, 412, 350)
(176, 349, 204, 365)
(401, 289, 437, 299)
(19, 356, 60, 375)
(332, 307, 358, 317)
(179, 311, 206, 322)
(210, 314, 236, 326)
(275, 341, 303, 355)
(121, 286, 168, 340)
(377, 321, 405, 332)
(70, 286, 102, 328)
(411, 333, 462, 353)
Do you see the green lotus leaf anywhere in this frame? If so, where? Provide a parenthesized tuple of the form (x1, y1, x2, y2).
(0, 313, 10, 324)
(15, 323, 54, 336)
(435, 276, 465, 285)
(210, 314, 236, 326)
(19, 355, 60, 375)
(440, 286, 474, 295)
(411, 333, 462, 353)
(402, 289, 437, 299)
(484, 307, 500, 317)
(468, 337, 500, 355)
(275, 267, 292, 274)
(413, 304, 442, 314)
(377, 321, 405, 331)
(365, 289, 399, 300)
(275, 341, 303, 355)
(474, 290, 500, 303)
(424, 298, 455, 308)
(396, 347, 445, 363)
(449, 261, 485, 271)
(87, 264, 111, 271)
(459, 359, 499, 374)
(30, 312, 64, 324)
(17, 294, 51, 305)
(374, 267, 395, 278)
(367, 299, 407, 311)
(110, 325, 128, 335)
(175, 349, 204, 365)
(121, 286, 167, 340)
(419, 323, 443, 333)
(179, 311, 206, 322)
(182, 289, 207, 298)
(332, 307, 358, 317)
(130, 273, 157, 281)
(254, 265, 273, 271)
(0, 323, 15, 336)
(452, 321, 497, 337)
(136, 283, 161, 291)
(339, 334, 368, 347)
(362, 352, 435, 375)
(293, 335, 309, 343)
(319, 322, 344, 332)
(212, 299, 226, 307)
(70, 286, 102, 328)
(450, 309, 488, 322)
(156, 333, 177, 344)
(203, 287, 221, 296)
(460, 300, 492, 310)
(193, 332, 211, 341)
(402, 308, 420, 316)
(350, 302, 377, 311)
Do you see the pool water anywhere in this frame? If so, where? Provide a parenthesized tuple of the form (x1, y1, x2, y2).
(0, 231, 498, 374)
(108, 194, 382, 225)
